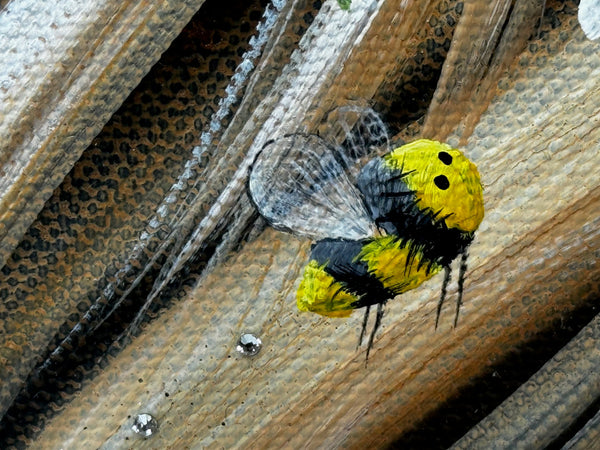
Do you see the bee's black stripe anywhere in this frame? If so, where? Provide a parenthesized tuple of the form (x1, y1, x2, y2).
(357, 157, 473, 266)
(309, 239, 394, 308)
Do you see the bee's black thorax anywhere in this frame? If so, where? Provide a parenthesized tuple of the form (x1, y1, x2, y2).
(357, 158, 473, 267)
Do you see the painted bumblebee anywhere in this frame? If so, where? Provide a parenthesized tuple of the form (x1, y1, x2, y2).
(249, 107, 484, 359)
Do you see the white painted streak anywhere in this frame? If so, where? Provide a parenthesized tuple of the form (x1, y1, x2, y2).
(579, 0, 600, 40)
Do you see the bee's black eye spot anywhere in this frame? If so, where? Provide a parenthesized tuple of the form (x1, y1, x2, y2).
(438, 151, 452, 165)
(434, 175, 450, 190)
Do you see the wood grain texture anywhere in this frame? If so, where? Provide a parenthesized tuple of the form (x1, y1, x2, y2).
(0, 0, 204, 268)
(0, 0, 270, 430)
(453, 311, 600, 449)
(563, 407, 600, 450)
(1, 0, 599, 447)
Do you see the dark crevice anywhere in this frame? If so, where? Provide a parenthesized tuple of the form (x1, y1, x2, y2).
(388, 298, 600, 449)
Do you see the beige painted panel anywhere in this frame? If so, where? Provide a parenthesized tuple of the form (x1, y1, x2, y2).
(30, 0, 600, 448)
(0, 0, 204, 267)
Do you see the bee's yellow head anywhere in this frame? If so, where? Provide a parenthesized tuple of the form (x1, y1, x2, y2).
(383, 139, 484, 233)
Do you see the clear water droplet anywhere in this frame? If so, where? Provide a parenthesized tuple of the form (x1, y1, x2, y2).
(236, 333, 262, 356)
(132, 413, 159, 437)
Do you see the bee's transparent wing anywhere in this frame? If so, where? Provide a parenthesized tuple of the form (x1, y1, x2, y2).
(320, 105, 390, 167)
(249, 106, 390, 240)
(249, 133, 378, 241)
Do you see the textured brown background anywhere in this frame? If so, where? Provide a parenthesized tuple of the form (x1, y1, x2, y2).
(0, 0, 599, 448)
(0, 0, 206, 268)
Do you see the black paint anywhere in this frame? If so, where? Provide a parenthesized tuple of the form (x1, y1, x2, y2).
(434, 174, 450, 190)
(438, 151, 453, 165)
(357, 158, 472, 268)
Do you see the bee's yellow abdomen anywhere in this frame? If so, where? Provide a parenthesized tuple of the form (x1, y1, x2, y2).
(357, 235, 442, 295)
(296, 260, 356, 317)
(297, 236, 442, 317)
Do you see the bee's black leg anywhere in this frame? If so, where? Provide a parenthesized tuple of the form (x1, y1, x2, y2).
(454, 250, 469, 327)
(365, 302, 385, 363)
(436, 265, 452, 330)
(358, 305, 370, 349)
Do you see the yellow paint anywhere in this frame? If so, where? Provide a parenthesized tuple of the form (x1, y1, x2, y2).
(297, 236, 442, 317)
(357, 235, 442, 294)
(384, 139, 484, 233)
(297, 260, 356, 317)
(296, 139, 483, 317)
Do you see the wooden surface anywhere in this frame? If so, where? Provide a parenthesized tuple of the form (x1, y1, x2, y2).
(453, 312, 600, 449)
(0, 0, 204, 268)
(0, 0, 599, 448)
